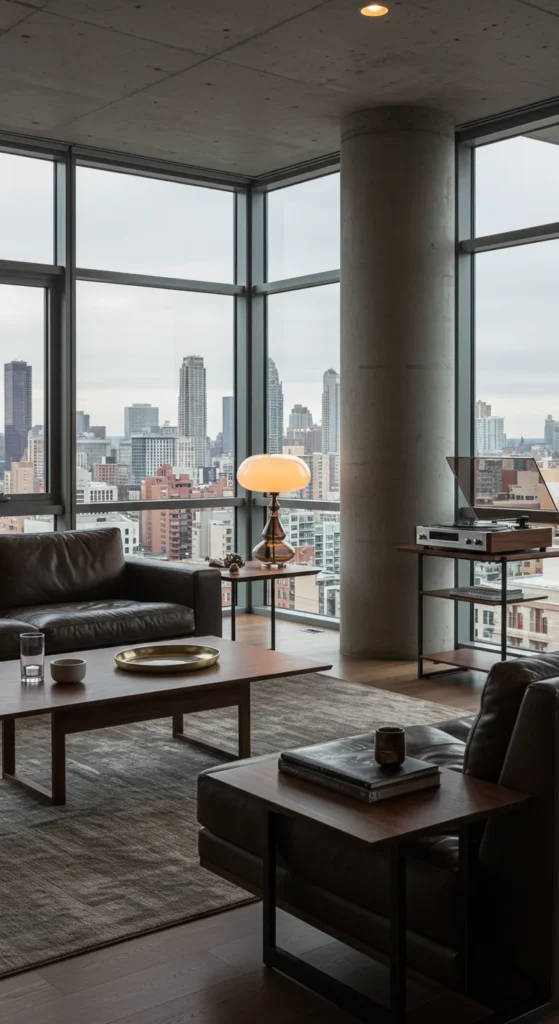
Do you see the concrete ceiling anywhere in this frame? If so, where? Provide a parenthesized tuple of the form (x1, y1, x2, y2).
(0, 0, 559, 177)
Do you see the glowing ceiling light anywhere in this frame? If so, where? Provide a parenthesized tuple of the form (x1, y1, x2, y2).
(360, 3, 389, 15)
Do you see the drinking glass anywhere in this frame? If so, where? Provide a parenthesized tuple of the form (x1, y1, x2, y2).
(20, 632, 45, 684)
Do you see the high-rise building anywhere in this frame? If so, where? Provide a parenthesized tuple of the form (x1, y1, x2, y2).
(93, 459, 118, 486)
(76, 410, 90, 435)
(4, 460, 36, 494)
(268, 358, 284, 454)
(141, 468, 193, 560)
(545, 415, 556, 450)
(475, 408, 506, 454)
(4, 360, 32, 468)
(222, 396, 234, 455)
(321, 368, 340, 455)
(178, 356, 207, 467)
(27, 434, 45, 489)
(124, 403, 159, 437)
(289, 404, 313, 430)
(476, 400, 492, 419)
(131, 433, 176, 484)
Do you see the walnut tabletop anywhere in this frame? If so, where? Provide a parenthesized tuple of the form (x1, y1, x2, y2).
(219, 560, 320, 582)
(211, 755, 530, 850)
(0, 637, 333, 720)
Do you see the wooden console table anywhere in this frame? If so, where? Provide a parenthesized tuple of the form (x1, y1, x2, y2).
(397, 544, 559, 679)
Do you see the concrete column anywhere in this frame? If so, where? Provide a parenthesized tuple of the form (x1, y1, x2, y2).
(340, 107, 455, 659)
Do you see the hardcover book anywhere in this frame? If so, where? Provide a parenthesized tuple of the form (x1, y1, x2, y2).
(278, 760, 440, 803)
(280, 733, 440, 791)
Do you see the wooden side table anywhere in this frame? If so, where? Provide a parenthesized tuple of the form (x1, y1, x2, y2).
(397, 544, 559, 678)
(211, 756, 531, 1023)
(219, 561, 321, 650)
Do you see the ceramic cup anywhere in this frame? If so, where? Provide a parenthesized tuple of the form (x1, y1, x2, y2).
(50, 658, 87, 684)
(374, 726, 406, 768)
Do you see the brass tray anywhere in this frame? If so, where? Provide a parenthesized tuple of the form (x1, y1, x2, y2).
(114, 644, 220, 674)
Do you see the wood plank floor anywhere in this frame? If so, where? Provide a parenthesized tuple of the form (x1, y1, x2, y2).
(2, 615, 546, 1024)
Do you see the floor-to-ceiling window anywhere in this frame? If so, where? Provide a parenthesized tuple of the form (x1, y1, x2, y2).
(264, 173, 341, 620)
(459, 125, 559, 653)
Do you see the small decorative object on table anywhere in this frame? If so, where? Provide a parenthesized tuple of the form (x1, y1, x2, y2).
(20, 632, 45, 685)
(279, 733, 439, 803)
(50, 658, 87, 684)
(114, 644, 220, 674)
(374, 726, 406, 767)
(205, 553, 245, 571)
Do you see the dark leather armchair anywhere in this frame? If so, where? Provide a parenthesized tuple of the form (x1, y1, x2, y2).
(198, 654, 559, 1015)
(0, 527, 222, 657)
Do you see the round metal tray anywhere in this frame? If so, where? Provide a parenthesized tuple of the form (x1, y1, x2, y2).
(114, 644, 220, 674)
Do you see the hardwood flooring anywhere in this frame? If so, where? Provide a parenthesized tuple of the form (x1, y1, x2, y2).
(0, 616, 528, 1024)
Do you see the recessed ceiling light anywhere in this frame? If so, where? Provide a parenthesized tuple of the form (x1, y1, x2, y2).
(360, 3, 389, 15)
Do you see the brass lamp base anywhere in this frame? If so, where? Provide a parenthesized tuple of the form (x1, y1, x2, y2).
(252, 493, 295, 568)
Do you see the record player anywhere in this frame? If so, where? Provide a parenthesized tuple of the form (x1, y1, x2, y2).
(415, 519, 553, 553)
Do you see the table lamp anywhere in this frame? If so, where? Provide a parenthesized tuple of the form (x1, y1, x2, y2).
(236, 453, 311, 567)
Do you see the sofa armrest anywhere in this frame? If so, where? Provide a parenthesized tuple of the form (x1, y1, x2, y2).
(123, 557, 222, 637)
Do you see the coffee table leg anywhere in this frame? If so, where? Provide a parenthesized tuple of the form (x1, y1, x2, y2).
(2, 719, 15, 777)
(238, 684, 251, 759)
(51, 713, 66, 806)
(172, 712, 184, 737)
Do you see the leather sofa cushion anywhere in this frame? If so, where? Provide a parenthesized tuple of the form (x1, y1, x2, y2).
(6, 600, 195, 654)
(0, 529, 126, 611)
(0, 619, 39, 660)
(464, 654, 559, 782)
(198, 721, 470, 949)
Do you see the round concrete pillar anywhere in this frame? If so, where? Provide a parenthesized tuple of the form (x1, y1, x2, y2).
(340, 107, 455, 659)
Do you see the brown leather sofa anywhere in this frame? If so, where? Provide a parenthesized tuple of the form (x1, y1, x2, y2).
(0, 527, 222, 657)
(198, 654, 559, 1015)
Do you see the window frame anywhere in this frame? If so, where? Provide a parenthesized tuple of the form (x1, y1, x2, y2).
(456, 100, 559, 653)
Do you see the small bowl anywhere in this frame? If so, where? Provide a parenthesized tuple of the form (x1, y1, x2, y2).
(50, 658, 87, 684)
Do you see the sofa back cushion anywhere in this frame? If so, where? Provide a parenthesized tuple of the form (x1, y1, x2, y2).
(464, 653, 559, 783)
(0, 528, 126, 610)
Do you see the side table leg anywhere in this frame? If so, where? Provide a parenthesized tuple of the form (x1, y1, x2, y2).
(390, 845, 407, 1023)
(417, 554, 424, 678)
(270, 578, 276, 651)
(501, 555, 508, 662)
(51, 713, 67, 806)
(2, 718, 15, 777)
(263, 810, 278, 964)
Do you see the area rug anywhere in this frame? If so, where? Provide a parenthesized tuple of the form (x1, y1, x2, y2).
(0, 674, 463, 976)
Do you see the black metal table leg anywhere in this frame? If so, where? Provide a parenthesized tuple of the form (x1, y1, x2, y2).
(501, 556, 507, 661)
(418, 553, 424, 678)
(231, 580, 237, 641)
(270, 578, 276, 651)
(390, 845, 407, 1023)
(459, 824, 477, 997)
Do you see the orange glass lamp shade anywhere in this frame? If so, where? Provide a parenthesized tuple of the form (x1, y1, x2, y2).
(236, 454, 311, 567)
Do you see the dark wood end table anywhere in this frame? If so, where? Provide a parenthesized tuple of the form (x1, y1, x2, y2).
(220, 561, 321, 649)
(212, 757, 530, 1023)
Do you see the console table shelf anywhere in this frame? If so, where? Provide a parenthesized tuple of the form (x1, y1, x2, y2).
(398, 543, 559, 679)
(421, 588, 547, 606)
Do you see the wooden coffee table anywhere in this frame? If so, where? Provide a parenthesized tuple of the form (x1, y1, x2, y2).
(0, 637, 332, 807)
(209, 757, 530, 1023)
(220, 561, 321, 649)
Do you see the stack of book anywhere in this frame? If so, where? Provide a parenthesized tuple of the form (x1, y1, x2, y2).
(448, 585, 525, 602)
(279, 733, 441, 804)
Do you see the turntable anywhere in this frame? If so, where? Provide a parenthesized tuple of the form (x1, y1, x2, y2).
(416, 518, 552, 553)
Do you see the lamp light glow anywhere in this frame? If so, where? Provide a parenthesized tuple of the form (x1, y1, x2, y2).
(360, 3, 389, 15)
(236, 454, 311, 567)
(236, 453, 310, 494)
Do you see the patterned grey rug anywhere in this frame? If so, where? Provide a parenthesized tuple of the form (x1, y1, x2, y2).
(0, 673, 459, 977)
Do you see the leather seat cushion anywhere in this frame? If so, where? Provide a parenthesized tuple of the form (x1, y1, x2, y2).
(0, 618, 40, 660)
(199, 721, 470, 948)
(5, 601, 195, 654)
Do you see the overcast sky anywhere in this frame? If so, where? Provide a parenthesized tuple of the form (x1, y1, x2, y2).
(0, 137, 556, 442)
